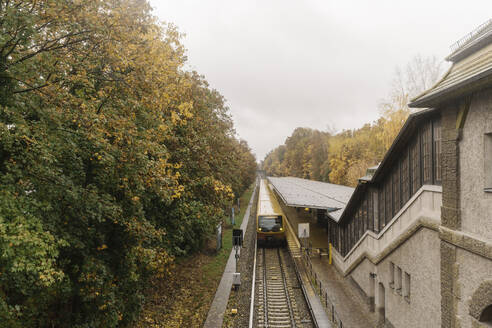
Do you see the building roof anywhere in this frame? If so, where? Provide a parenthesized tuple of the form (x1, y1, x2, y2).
(410, 19, 492, 108)
(267, 176, 354, 222)
(358, 164, 379, 182)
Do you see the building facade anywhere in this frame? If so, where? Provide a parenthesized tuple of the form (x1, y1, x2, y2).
(323, 20, 492, 328)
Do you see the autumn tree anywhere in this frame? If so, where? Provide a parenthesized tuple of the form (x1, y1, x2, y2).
(263, 55, 444, 187)
(0, 0, 256, 326)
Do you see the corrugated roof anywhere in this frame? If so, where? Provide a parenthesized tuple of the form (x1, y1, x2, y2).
(267, 177, 354, 222)
(410, 25, 492, 108)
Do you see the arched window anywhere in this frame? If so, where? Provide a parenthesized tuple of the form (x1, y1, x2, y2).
(469, 281, 492, 325)
(480, 304, 492, 324)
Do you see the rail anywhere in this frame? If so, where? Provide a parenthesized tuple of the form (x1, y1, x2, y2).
(248, 238, 257, 328)
(255, 247, 300, 327)
(302, 251, 344, 328)
(284, 214, 343, 327)
(450, 18, 492, 52)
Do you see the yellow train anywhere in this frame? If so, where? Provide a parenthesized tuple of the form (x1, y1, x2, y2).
(257, 179, 286, 246)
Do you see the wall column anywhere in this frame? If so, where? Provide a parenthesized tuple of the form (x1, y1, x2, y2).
(440, 102, 468, 328)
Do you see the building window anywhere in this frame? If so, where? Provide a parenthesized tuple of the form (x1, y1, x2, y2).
(396, 266, 402, 294)
(485, 133, 492, 192)
(433, 119, 442, 183)
(401, 149, 410, 204)
(479, 304, 492, 323)
(385, 179, 392, 224)
(411, 138, 421, 193)
(368, 192, 374, 232)
(359, 207, 364, 239)
(379, 188, 385, 231)
(404, 272, 411, 302)
(350, 220, 354, 250)
(422, 123, 432, 183)
(392, 166, 400, 216)
(389, 262, 395, 289)
(362, 197, 368, 233)
(355, 208, 360, 240)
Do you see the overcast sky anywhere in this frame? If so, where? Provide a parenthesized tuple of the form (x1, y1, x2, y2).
(148, 0, 490, 161)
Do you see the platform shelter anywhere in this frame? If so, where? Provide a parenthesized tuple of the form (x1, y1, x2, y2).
(267, 176, 354, 250)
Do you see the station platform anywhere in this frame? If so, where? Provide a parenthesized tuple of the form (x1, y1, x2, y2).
(308, 256, 379, 328)
(283, 215, 332, 327)
(282, 203, 328, 250)
(283, 201, 379, 328)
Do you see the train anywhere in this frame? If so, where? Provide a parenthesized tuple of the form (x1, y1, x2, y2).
(256, 179, 287, 246)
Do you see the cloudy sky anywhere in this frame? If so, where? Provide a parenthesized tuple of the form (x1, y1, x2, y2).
(148, 0, 490, 161)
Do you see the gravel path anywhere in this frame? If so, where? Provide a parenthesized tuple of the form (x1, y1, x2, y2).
(222, 187, 258, 327)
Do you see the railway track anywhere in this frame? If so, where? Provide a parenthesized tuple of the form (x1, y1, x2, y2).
(254, 247, 305, 328)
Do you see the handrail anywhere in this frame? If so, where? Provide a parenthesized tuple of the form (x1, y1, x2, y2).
(450, 18, 492, 52)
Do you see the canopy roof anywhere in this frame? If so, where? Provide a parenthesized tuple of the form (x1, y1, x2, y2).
(267, 177, 354, 222)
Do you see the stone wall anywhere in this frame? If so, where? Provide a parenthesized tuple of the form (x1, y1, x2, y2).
(440, 102, 462, 328)
(460, 88, 492, 241)
(455, 88, 492, 328)
(350, 228, 441, 328)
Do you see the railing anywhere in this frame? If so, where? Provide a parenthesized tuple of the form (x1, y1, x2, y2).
(333, 185, 442, 274)
(450, 18, 492, 52)
(302, 250, 343, 328)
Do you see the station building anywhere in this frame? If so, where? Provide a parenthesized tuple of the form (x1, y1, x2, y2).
(268, 20, 492, 328)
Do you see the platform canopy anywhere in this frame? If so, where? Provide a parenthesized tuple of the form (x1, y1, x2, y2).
(267, 177, 354, 222)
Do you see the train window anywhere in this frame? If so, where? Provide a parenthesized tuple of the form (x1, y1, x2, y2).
(258, 215, 283, 232)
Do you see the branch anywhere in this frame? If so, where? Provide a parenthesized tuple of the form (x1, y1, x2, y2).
(8, 32, 90, 67)
(9, 75, 55, 96)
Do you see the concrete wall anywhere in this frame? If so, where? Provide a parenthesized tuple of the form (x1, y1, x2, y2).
(460, 88, 492, 241)
(350, 228, 441, 328)
(350, 258, 373, 297)
(455, 248, 492, 328)
(330, 186, 442, 327)
(455, 88, 492, 328)
(332, 185, 442, 274)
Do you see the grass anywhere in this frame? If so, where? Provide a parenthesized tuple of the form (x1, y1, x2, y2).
(136, 184, 256, 328)
(203, 185, 255, 284)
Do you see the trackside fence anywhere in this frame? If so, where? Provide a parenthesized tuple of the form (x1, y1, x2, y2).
(302, 250, 344, 328)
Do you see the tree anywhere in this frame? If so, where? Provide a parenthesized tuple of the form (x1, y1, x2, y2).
(263, 55, 444, 187)
(0, 1, 256, 326)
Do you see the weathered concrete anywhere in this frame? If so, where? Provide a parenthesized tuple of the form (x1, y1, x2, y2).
(350, 227, 442, 328)
(331, 185, 442, 275)
(460, 89, 492, 241)
(453, 88, 492, 328)
(309, 256, 379, 328)
(440, 102, 463, 328)
(203, 184, 256, 328)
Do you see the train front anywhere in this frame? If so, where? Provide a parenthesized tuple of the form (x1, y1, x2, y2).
(257, 179, 286, 247)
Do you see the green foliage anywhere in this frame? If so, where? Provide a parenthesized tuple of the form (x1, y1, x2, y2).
(263, 128, 330, 181)
(263, 109, 410, 187)
(262, 53, 443, 187)
(0, 0, 256, 326)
